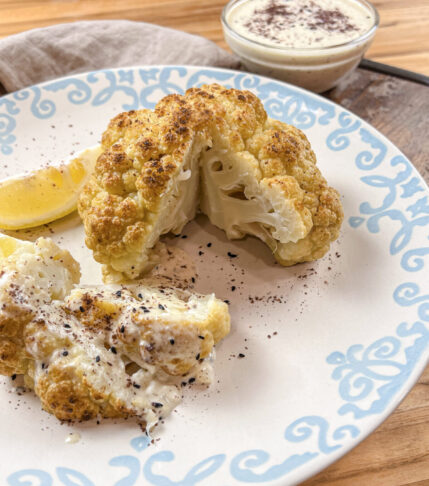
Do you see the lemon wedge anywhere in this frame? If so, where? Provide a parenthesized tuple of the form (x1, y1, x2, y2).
(0, 146, 102, 230)
(0, 234, 33, 258)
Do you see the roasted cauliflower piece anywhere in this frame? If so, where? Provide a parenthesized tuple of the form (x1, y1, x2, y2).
(0, 236, 230, 426)
(79, 84, 343, 282)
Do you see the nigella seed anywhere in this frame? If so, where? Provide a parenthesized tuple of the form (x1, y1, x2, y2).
(198, 335, 205, 340)
(227, 252, 237, 258)
(181, 235, 187, 239)
(158, 304, 165, 310)
(170, 338, 175, 345)
(140, 306, 150, 313)
(11, 374, 16, 381)
(207, 242, 212, 247)
(95, 356, 100, 363)
(79, 306, 85, 312)
(181, 381, 187, 387)
(41, 363, 46, 369)
(191, 277, 195, 283)
(198, 251, 203, 256)
(120, 325, 125, 333)
(224, 299, 230, 304)
(152, 402, 163, 408)
(115, 290, 122, 297)
(133, 383, 141, 389)
(64, 324, 71, 329)
(62, 351, 69, 356)
(110, 346, 117, 354)
(231, 286, 236, 291)
(188, 377, 196, 384)
(195, 353, 200, 360)
(238, 353, 245, 358)
(138, 293, 143, 299)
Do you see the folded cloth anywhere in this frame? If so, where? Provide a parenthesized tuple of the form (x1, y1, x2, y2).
(0, 20, 240, 93)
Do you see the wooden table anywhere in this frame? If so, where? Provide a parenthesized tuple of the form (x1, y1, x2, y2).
(1, 1, 428, 484)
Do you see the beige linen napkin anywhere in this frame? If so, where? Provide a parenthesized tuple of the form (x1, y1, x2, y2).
(0, 20, 240, 93)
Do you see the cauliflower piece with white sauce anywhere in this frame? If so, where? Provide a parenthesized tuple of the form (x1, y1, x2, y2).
(0, 235, 230, 427)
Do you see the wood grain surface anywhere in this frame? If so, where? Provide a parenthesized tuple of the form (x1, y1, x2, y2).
(0, 1, 428, 485)
(0, 0, 428, 75)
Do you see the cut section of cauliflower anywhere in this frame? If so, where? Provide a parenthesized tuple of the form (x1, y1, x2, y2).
(0, 236, 230, 427)
(79, 84, 343, 282)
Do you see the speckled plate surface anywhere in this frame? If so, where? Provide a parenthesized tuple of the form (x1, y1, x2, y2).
(1, 66, 429, 486)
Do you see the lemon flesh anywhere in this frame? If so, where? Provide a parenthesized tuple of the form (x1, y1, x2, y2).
(0, 233, 33, 258)
(0, 146, 102, 230)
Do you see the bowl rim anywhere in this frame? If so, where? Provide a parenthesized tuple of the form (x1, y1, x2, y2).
(221, 0, 380, 53)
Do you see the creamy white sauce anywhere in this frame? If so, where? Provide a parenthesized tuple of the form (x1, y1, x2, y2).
(65, 432, 81, 444)
(227, 0, 374, 48)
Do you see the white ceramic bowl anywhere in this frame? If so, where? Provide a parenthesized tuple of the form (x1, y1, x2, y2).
(222, 0, 379, 93)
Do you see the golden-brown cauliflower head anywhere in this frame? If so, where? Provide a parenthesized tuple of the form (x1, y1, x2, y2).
(79, 84, 343, 281)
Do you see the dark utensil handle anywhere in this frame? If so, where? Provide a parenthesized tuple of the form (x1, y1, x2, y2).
(359, 59, 429, 87)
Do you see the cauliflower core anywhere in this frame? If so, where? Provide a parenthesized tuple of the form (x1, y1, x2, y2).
(79, 84, 343, 281)
(0, 237, 230, 426)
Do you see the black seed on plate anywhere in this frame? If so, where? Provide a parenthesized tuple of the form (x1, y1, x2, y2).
(170, 338, 175, 345)
(115, 290, 122, 297)
(158, 304, 165, 310)
(198, 251, 203, 256)
(133, 383, 141, 389)
(224, 300, 230, 305)
(238, 353, 245, 358)
(181, 381, 187, 387)
(231, 286, 236, 291)
(207, 242, 212, 247)
(198, 335, 205, 340)
(181, 235, 187, 239)
(120, 325, 125, 333)
(79, 306, 85, 312)
(11, 374, 16, 381)
(196, 353, 200, 360)
(62, 351, 69, 356)
(110, 346, 117, 354)
(227, 252, 237, 258)
(188, 377, 196, 384)
(95, 356, 100, 363)
(64, 324, 71, 329)
(138, 293, 143, 299)
(191, 277, 195, 283)
(152, 402, 163, 408)
(141, 306, 150, 313)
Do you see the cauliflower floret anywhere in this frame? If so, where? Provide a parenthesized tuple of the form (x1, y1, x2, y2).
(0, 236, 230, 427)
(79, 84, 343, 282)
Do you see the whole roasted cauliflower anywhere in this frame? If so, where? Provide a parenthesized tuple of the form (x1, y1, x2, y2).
(79, 84, 343, 281)
(0, 235, 230, 426)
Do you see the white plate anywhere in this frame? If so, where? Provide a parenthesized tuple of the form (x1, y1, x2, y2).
(1, 66, 428, 486)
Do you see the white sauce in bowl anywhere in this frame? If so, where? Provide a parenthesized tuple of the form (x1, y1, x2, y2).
(227, 0, 375, 49)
